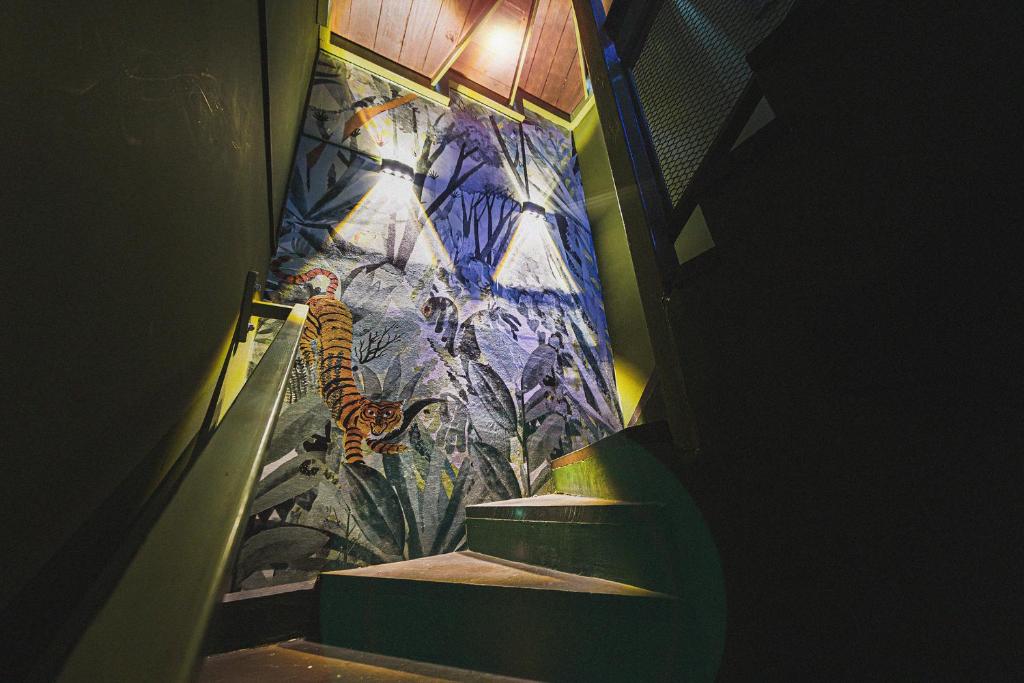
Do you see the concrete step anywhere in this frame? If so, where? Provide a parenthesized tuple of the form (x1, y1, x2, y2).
(198, 638, 533, 682)
(318, 551, 683, 682)
(465, 494, 678, 594)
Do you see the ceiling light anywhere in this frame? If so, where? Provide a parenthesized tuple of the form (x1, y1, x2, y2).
(380, 158, 414, 183)
(521, 201, 546, 219)
(486, 25, 520, 57)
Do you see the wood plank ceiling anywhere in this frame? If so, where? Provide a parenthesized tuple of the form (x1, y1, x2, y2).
(329, 0, 614, 116)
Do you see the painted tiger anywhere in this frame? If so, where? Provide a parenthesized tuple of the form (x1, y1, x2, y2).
(282, 268, 406, 463)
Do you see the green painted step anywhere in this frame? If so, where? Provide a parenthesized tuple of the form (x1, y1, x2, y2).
(550, 422, 680, 501)
(545, 422, 727, 682)
(465, 494, 678, 594)
(319, 551, 683, 682)
(198, 639, 532, 682)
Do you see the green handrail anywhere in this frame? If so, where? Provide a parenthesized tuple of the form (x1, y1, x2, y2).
(56, 302, 308, 683)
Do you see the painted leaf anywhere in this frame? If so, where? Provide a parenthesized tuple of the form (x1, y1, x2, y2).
(306, 141, 327, 177)
(295, 227, 327, 252)
(527, 414, 566, 464)
(442, 467, 494, 554)
(398, 366, 424, 402)
(235, 526, 330, 583)
(337, 463, 406, 559)
(524, 388, 554, 422)
(382, 449, 423, 559)
(383, 355, 402, 395)
(442, 403, 468, 454)
(265, 392, 330, 463)
(429, 461, 474, 555)
(254, 452, 310, 499)
(570, 319, 615, 406)
(566, 390, 615, 434)
(529, 459, 553, 495)
(467, 362, 517, 432)
(357, 366, 383, 400)
(470, 441, 521, 500)
(250, 455, 327, 514)
(443, 458, 459, 484)
(410, 423, 432, 481)
(581, 375, 602, 413)
(417, 427, 446, 546)
(326, 535, 389, 568)
(289, 166, 309, 215)
(521, 343, 558, 391)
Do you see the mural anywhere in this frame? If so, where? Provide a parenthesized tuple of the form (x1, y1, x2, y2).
(234, 51, 621, 590)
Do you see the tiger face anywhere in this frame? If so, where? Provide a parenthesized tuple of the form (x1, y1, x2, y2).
(360, 401, 403, 436)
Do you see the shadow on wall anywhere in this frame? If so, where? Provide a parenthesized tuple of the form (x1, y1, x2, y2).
(233, 51, 624, 590)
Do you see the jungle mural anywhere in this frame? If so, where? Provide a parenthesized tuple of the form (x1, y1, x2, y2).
(234, 51, 622, 590)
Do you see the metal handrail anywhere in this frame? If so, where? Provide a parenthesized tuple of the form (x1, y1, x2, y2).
(56, 302, 309, 683)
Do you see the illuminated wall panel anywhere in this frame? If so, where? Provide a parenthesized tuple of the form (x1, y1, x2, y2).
(235, 51, 620, 589)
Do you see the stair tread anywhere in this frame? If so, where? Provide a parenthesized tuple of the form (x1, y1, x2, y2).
(468, 493, 643, 507)
(321, 551, 671, 598)
(198, 639, 534, 682)
(466, 494, 663, 523)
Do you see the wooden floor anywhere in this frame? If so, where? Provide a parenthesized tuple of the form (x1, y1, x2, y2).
(198, 639, 534, 682)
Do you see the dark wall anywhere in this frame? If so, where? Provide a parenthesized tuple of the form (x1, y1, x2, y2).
(0, 0, 320, 622)
(670, 3, 1018, 679)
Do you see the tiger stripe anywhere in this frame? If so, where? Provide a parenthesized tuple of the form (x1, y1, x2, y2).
(293, 284, 405, 464)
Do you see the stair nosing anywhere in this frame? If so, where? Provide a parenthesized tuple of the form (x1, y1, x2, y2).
(468, 517, 645, 525)
(465, 494, 665, 523)
(320, 551, 675, 600)
(467, 494, 653, 507)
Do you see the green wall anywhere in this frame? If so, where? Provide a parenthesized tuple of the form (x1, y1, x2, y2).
(0, 0, 319, 615)
(574, 105, 656, 424)
(266, 0, 325, 230)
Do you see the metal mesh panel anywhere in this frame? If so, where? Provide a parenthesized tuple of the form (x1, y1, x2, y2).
(631, 0, 795, 206)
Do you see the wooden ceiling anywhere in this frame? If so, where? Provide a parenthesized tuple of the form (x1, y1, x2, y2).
(329, 0, 614, 116)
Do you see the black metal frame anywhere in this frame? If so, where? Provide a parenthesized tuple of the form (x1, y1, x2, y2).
(608, 0, 798, 249)
(666, 77, 766, 242)
(604, 0, 668, 68)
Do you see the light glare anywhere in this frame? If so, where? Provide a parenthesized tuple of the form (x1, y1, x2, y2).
(486, 25, 520, 57)
(379, 158, 415, 183)
(493, 212, 580, 294)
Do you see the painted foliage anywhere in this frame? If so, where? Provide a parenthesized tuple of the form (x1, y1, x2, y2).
(235, 52, 621, 590)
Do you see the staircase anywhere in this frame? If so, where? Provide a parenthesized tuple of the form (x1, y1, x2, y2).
(319, 551, 678, 681)
(200, 422, 724, 682)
